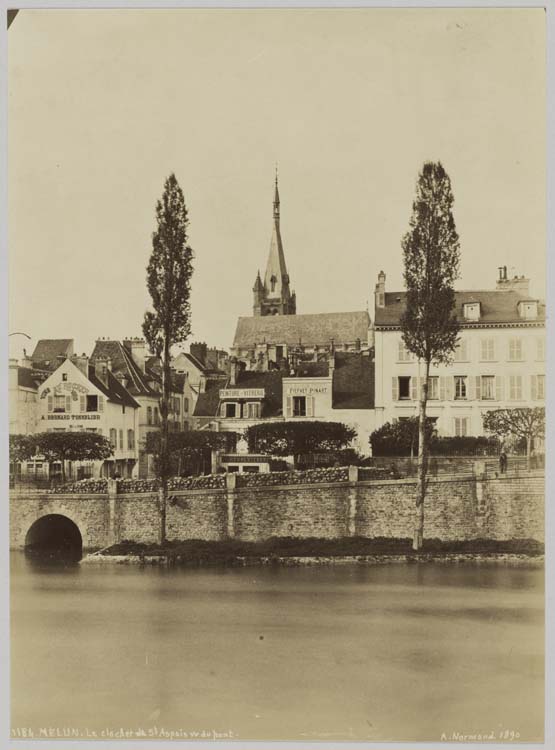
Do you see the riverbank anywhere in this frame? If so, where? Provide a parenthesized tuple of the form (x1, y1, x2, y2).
(82, 537, 544, 567)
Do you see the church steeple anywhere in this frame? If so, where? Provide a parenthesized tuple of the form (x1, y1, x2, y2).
(252, 172, 296, 317)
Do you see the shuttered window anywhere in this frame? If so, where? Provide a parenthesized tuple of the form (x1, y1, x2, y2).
(536, 338, 545, 361)
(480, 339, 495, 361)
(454, 376, 467, 400)
(495, 376, 504, 402)
(286, 396, 293, 417)
(453, 339, 468, 362)
(109, 429, 117, 448)
(428, 377, 439, 400)
(508, 338, 523, 361)
(98, 395, 104, 412)
(454, 417, 469, 437)
(397, 340, 413, 362)
(481, 376, 495, 400)
(80, 395, 86, 412)
(48, 395, 53, 413)
(508, 375, 522, 400)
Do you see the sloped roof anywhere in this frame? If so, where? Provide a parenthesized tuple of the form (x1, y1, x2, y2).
(375, 291, 546, 328)
(87, 365, 140, 409)
(17, 367, 40, 390)
(332, 352, 374, 410)
(193, 370, 286, 418)
(31, 339, 73, 366)
(90, 340, 158, 396)
(293, 360, 330, 377)
(233, 311, 370, 348)
(193, 377, 227, 417)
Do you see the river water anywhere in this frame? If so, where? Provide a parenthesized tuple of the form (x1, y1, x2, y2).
(10, 553, 544, 743)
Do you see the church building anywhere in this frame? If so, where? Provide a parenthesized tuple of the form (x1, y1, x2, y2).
(232, 175, 373, 371)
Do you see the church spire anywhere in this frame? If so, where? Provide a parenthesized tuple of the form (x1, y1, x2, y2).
(252, 172, 296, 317)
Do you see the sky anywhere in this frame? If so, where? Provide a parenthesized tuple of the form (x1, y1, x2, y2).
(8, 7, 546, 359)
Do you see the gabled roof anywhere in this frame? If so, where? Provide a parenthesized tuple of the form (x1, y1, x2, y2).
(90, 340, 159, 397)
(233, 311, 370, 348)
(193, 377, 228, 417)
(375, 290, 546, 328)
(31, 339, 73, 367)
(332, 352, 374, 410)
(87, 365, 140, 408)
(193, 370, 286, 418)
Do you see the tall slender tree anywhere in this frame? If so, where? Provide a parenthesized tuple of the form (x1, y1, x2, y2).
(400, 161, 461, 550)
(143, 174, 193, 543)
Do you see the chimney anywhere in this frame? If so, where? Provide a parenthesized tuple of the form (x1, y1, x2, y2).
(71, 353, 89, 377)
(375, 270, 386, 309)
(229, 358, 239, 386)
(115, 371, 130, 389)
(496, 268, 530, 296)
(123, 337, 146, 372)
(190, 342, 208, 366)
(55, 354, 67, 368)
(21, 348, 33, 369)
(329, 353, 336, 373)
(94, 356, 110, 385)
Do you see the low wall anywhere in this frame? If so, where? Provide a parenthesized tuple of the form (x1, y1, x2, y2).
(10, 470, 544, 550)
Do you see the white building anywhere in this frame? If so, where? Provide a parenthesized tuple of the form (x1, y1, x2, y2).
(35, 356, 141, 479)
(373, 268, 546, 437)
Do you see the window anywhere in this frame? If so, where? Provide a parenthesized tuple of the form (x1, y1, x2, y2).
(536, 375, 545, 400)
(62, 373, 68, 382)
(175, 398, 180, 415)
(428, 377, 439, 400)
(245, 402, 261, 419)
(86, 394, 98, 412)
(463, 302, 480, 320)
(224, 402, 238, 418)
(293, 396, 306, 417)
(184, 398, 189, 414)
(398, 376, 411, 400)
(480, 339, 495, 361)
(54, 394, 70, 413)
(270, 274, 277, 292)
(509, 338, 523, 361)
(536, 338, 545, 361)
(453, 339, 468, 362)
(127, 429, 135, 449)
(243, 466, 260, 474)
(481, 376, 495, 400)
(509, 375, 522, 401)
(109, 428, 117, 449)
(146, 406, 152, 425)
(154, 407, 160, 425)
(119, 430, 124, 450)
(397, 340, 413, 362)
(454, 376, 467, 400)
(454, 417, 469, 437)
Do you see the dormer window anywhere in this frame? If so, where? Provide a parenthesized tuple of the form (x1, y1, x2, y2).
(517, 300, 538, 320)
(270, 274, 277, 292)
(463, 302, 481, 321)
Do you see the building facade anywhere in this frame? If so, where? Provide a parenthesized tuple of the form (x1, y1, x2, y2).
(373, 268, 546, 437)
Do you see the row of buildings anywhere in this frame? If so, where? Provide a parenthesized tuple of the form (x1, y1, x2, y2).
(9, 178, 545, 480)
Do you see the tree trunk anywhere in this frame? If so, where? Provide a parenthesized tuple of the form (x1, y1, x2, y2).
(526, 435, 532, 471)
(413, 360, 430, 551)
(61, 454, 66, 484)
(158, 334, 172, 545)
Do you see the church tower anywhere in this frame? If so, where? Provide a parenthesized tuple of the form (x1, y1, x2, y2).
(252, 173, 296, 316)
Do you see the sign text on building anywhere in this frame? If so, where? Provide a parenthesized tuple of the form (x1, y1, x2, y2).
(219, 388, 265, 400)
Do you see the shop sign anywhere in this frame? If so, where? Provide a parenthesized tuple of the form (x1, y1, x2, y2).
(219, 388, 265, 400)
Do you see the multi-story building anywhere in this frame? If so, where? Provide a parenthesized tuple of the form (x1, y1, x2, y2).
(193, 351, 376, 455)
(373, 267, 546, 437)
(35, 355, 140, 479)
(172, 342, 228, 426)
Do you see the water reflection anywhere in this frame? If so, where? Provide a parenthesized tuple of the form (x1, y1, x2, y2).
(10, 553, 544, 742)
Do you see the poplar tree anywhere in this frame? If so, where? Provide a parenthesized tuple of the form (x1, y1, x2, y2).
(143, 173, 193, 543)
(400, 161, 461, 550)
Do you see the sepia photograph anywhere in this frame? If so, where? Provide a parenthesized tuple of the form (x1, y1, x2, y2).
(5, 4, 549, 747)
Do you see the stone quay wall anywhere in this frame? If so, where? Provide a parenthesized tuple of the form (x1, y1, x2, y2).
(10, 469, 544, 550)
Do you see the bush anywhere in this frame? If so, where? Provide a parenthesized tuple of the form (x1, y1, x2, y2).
(431, 436, 500, 456)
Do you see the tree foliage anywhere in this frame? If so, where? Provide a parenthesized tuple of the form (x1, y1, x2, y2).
(9, 434, 36, 464)
(245, 421, 357, 460)
(400, 161, 461, 551)
(369, 418, 436, 457)
(142, 173, 194, 542)
(400, 161, 461, 364)
(34, 431, 113, 482)
(483, 408, 545, 468)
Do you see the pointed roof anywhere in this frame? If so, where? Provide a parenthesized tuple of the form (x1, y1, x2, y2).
(263, 175, 289, 298)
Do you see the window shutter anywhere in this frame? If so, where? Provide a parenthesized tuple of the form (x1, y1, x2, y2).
(447, 377, 454, 401)
(392, 377, 399, 402)
(286, 396, 292, 417)
(66, 395, 71, 413)
(48, 395, 53, 412)
(220, 403, 226, 418)
(462, 340, 468, 360)
(466, 377, 474, 401)
(439, 377, 446, 402)
(475, 376, 481, 401)
(98, 395, 104, 412)
(306, 397, 314, 417)
(531, 375, 537, 401)
(410, 377, 417, 401)
(80, 395, 85, 412)
(495, 376, 504, 402)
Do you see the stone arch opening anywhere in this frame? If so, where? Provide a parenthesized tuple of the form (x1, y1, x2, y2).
(25, 514, 83, 561)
